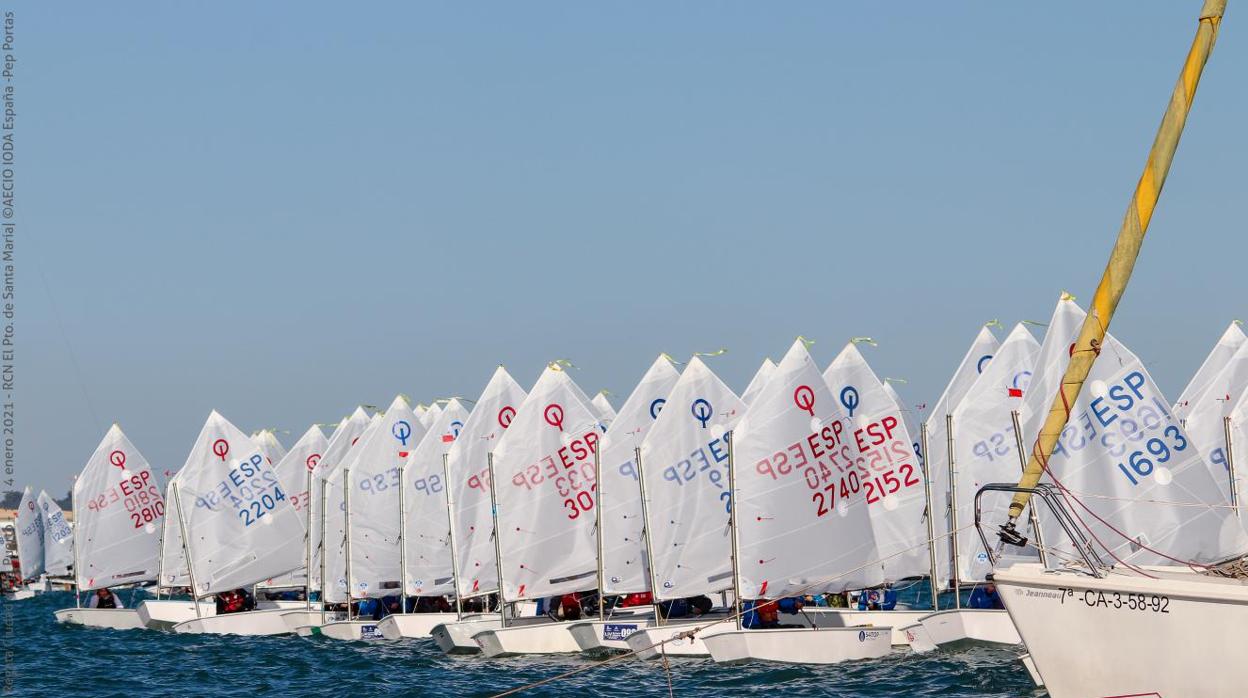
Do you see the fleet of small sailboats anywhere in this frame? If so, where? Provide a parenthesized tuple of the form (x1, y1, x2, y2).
(0, 296, 1230, 696)
(10, 7, 1246, 695)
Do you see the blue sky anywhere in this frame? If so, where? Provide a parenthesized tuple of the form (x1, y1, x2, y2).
(20, 3, 1248, 493)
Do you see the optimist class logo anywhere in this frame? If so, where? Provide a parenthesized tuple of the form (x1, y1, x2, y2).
(793, 385, 816, 416)
(212, 439, 230, 461)
(691, 399, 713, 428)
(109, 450, 127, 471)
(305, 453, 322, 472)
(839, 386, 860, 418)
(544, 404, 565, 431)
(649, 398, 666, 420)
(498, 406, 516, 429)
(392, 420, 412, 446)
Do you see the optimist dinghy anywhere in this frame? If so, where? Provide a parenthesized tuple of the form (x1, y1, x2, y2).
(166, 412, 307, 636)
(53, 426, 164, 630)
(429, 367, 529, 652)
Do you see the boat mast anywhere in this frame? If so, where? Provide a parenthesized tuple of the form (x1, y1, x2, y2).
(1011, 411, 1049, 568)
(304, 469, 313, 611)
(1006, 0, 1229, 531)
(946, 414, 960, 609)
(634, 447, 665, 626)
(919, 423, 940, 610)
(171, 483, 201, 619)
(726, 432, 743, 630)
(343, 467, 354, 622)
(318, 477, 329, 625)
(443, 454, 465, 620)
(486, 453, 508, 628)
(593, 446, 605, 622)
(1225, 416, 1240, 518)
(71, 477, 80, 609)
(398, 455, 408, 616)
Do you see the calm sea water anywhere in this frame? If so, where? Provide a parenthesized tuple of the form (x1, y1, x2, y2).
(2, 593, 1042, 697)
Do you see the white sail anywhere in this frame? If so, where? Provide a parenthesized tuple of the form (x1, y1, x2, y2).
(402, 399, 471, 597)
(37, 491, 73, 576)
(344, 395, 426, 599)
(447, 367, 527, 598)
(592, 392, 618, 428)
(14, 487, 43, 580)
(74, 425, 165, 590)
(252, 429, 288, 466)
(923, 325, 1000, 589)
(823, 343, 929, 582)
(949, 323, 1039, 582)
(1032, 310, 1248, 566)
(883, 380, 922, 467)
(175, 411, 306, 596)
(323, 414, 381, 603)
(272, 425, 328, 522)
(492, 366, 602, 601)
(159, 479, 189, 588)
(1019, 295, 1086, 449)
(599, 356, 681, 595)
(1175, 321, 1247, 421)
(262, 424, 328, 586)
(741, 358, 777, 406)
(735, 340, 883, 598)
(414, 403, 431, 428)
(1169, 340, 1248, 506)
(640, 357, 744, 601)
(309, 407, 371, 591)
(422, 403, 444, 430)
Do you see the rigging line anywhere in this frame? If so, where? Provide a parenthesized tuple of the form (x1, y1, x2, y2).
(660, 642, 675, 698)
(30, 238, 101, 432)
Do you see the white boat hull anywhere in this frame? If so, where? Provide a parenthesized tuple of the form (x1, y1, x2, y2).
(472, 621, 581, 657)
(624, 607, 856, 659)
(3, 588, 36, 601)
(625, 618, 736, 659)
(307, 619, 392, 640)
(994, 562, 1248, 698)
(53, 607, 147, 630)
(431, 618, 503, 653)
(375, 612, 461, 640)
(172, 608, 295, 636)
(898, 608, 1020, 652)
(567, 617, 653, 652)
(136, 600, 217, 630)
(704, 627, 893, 665)
(280, 609, 346, 633)
(796, 609, 927, 646)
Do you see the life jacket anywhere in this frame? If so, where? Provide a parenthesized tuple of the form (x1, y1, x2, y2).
(222, 591, 245, 613)
(96, 593, 118, 609)
(755, 600, 780, 626)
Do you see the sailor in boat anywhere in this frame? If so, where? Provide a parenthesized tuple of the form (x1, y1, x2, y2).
(558, 593, 583, 621)
(411, 595, 451, 613)
(215, 588, 256, 615)
(855, 588, 897, 611)
(965, 583, 1002, 609)
(742, 597, 805, 629)
(87, 588, 123, 609)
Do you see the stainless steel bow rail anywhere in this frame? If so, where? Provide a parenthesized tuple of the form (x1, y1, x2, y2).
(974, 483, 1108, 578)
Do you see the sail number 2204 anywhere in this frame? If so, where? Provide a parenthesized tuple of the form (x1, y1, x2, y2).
(1056, 587, 1170, 614)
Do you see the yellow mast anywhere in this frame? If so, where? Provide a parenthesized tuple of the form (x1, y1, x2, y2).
(1004, 0, 1228, 529)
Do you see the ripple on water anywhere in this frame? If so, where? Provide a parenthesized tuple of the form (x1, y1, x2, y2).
(2, 594, 1040, 697)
